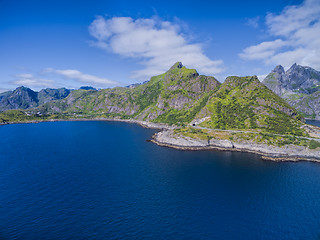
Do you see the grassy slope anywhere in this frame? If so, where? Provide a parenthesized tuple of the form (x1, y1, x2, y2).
(197, 76, 306, 136)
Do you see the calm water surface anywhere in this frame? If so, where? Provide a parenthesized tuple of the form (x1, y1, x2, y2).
(307, 119, 320, 127)
(0, 121, 320, 239)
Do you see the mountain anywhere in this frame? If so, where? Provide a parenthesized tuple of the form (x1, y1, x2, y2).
(194, 75, 304, 135)
(0, 87, 38, 111)
(0, 87, 71, 112)
(263, 63, 320, 119)
(38, 88, 71, 105)
(35, 62, 220, 123)
(0, 62, 305, 136)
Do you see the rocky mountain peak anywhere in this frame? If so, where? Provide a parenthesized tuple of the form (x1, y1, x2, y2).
(286, 63, 304, 75)
(290, 62, 297, 68)
(263, 63, 320, 120)
(177, 62, 183, 68)
(168, 62, 183, 71)
(263, 63, 320, 96)
(165, 62, 199, 80)
(273, 65, 285, 74)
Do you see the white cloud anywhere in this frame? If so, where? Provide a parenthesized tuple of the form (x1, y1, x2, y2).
(11, 69, 117, 90)
(15, 73, 34, 79)
(239, 39, 287, 60)
(240, 0, 320, 69)
(48, 69, 118, 87)
(13, 73, 55, 88)
(89, 16, 224, 80)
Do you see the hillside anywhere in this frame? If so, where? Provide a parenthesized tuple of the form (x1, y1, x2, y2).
(195, 75, 304, 135)
(263, 64, 320, 120)
(0, 62, 306, 136)
(33, 62, 220, 124)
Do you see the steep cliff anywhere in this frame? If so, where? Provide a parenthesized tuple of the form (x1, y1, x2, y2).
(263, 64, 320, 119)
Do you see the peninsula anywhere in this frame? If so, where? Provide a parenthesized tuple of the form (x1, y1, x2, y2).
(1, 62, 320, 161)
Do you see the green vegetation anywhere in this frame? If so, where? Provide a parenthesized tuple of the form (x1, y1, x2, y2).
(0, 110, 67, 123)
(174, 127, 320, 149)
(154, 94, 210, 125)
(309, 140, 320, 149)
(199, 76, 306, 136)
(1, 63, 315, 145)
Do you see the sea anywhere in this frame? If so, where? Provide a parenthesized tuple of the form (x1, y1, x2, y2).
(0, 120, 320, 239)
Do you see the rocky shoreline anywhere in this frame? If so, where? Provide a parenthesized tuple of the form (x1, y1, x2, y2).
(1, 118, 320, 162)
(151, 129, 320, 162)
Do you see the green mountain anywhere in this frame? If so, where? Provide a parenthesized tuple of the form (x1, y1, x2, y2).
(35, 62, 220, 123)
(0, 62, 306, 136)
(196, 76, 304, 135)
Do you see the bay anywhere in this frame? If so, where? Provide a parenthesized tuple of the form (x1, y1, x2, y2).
(0, 121, 320, 239)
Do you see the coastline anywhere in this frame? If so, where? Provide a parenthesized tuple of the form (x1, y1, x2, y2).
(1, 118, 320, 162)
(151, 129, 320, 163)
(0, 118, 171, 130)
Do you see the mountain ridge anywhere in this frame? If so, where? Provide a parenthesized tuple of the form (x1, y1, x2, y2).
(0, 62, 305, 135)
(263, 63, 320, 120)
(0, 87, 71, 112)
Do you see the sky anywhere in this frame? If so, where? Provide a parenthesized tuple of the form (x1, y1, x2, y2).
(1, 0, 319, 92)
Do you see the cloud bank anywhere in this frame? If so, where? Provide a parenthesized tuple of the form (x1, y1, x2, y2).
(45, 68, 117, 87)
(12, 69, 117, 90)
(240, 0, 320, 69)
(89, 16, 224, 80)
(13, 73, 55, 88)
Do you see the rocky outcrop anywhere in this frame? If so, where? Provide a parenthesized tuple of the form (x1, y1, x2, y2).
(153, 129, 320, 162)
(262, 65, 286, 96)
(264, 63, 320, 95)
(263, 64, 320, 120)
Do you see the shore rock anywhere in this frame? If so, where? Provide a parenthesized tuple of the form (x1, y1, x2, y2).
(153, 129, 320, 162)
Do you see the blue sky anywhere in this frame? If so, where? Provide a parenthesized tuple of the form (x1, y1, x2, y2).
(1, 0, 319, 92)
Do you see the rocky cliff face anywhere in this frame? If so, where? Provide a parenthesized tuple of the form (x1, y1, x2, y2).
(262, 65, 286, 96)
(0, 87, 71, 112)
(263, 64, 320, 120)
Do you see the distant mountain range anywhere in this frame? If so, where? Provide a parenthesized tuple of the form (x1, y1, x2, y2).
(0, 62, 305, 136)
(0, 86, 97, 112)
(1, 63, 319, 123)
(263, 63, 320, 120)
(0, 87, 71, 112)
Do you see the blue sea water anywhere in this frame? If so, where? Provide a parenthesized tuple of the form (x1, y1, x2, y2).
(0, 120, 320, 240)
(307, 119, 320, 127)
